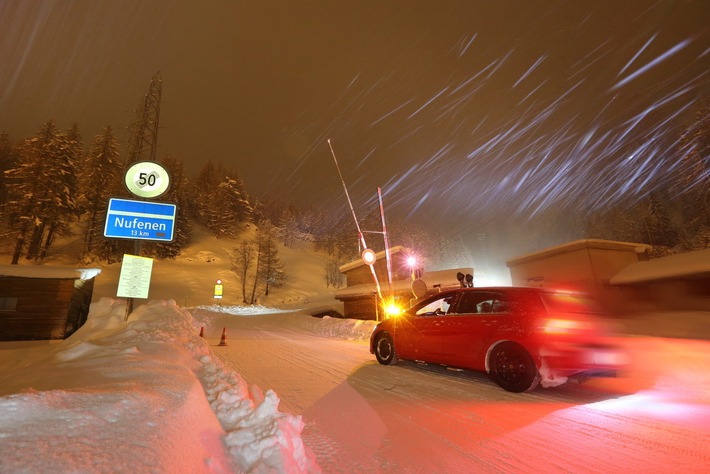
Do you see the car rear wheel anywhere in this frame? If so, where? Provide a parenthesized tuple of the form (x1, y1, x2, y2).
(488, 342, 541, 393)
(374, 332, 399, 365)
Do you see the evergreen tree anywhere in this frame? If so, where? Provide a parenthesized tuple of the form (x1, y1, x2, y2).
(312, 211, 359, 260)
(325, 257, 345, 288)
(279, 206, 298, 248)
(0, 133, 19, 249)
(78, 126, 122, 262)
(216, 174, 253, 237)
(192, 162, 252, 238)
(258, 221, 285, 296)
(677, 104, 710, 249)
(0, 132, 17, 210)
(641, 192, 678, 249)
(146, 155, 192, 258)
(4, 121, 80, 263)
(192, 161, 220, 228)
(43, 125, 82, 259)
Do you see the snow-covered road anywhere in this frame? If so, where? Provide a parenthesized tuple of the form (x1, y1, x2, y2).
(196, 309, 710, 474)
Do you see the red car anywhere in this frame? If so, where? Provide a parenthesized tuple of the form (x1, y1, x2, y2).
(370, 286, 626, 392)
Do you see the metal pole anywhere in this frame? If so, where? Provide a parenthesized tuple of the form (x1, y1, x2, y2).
(378, 187, 394, 296)
(327, 139, 383, 301)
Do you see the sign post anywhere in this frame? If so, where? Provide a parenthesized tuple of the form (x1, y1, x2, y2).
(106, 162, 174, 320)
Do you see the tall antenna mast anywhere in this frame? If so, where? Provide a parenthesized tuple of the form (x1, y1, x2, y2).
(126, 71, 163, 164)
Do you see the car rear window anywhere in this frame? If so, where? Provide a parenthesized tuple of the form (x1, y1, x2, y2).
(540, 292, 604, 314)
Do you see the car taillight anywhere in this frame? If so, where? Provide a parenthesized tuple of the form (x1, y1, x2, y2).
(541, 318, 592, 334)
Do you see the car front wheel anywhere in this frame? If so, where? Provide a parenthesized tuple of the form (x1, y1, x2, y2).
(488, 342, 541, 393)
(374, 332, 399, 365)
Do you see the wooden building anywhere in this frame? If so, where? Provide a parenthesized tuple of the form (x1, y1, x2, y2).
(506, 239, 652, 311)
(334, 246, 472, 320)
(0, 265, 101, 341)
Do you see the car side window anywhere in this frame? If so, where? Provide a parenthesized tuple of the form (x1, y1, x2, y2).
(415, 295, 453, 316)
(489, 297, 510, 313)
(449, 292, 510, 315)
(450, 292, 481, 314)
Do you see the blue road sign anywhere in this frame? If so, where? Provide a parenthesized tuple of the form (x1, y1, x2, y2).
(104, 198, 177, 242)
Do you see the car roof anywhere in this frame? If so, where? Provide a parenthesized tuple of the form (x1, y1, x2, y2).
(430, 286, 575, 297)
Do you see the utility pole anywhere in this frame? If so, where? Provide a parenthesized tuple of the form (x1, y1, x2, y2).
(126, 71, 162, 165)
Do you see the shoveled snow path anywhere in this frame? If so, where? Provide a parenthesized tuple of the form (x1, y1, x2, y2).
(194, 310, 710, 473)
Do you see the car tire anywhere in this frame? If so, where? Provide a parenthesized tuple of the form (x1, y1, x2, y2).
(488, 342, 541, 393)
(374, 332, 399, 365)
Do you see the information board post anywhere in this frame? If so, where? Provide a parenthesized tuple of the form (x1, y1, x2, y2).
(125, 240, 143, 319)
(106, 161, 172, 320)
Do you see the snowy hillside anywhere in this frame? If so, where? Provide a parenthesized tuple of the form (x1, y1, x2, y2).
(0, 222, 341, 313)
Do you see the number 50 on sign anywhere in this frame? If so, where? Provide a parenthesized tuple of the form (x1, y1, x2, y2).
(125, 161, 170, 198)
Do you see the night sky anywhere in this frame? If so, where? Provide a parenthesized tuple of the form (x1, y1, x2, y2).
(1, 1, 709, 246)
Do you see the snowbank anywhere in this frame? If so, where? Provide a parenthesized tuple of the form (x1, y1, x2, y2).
(0, 298, 318, 473)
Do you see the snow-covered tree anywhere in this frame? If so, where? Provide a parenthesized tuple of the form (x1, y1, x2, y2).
(216, 174, 253, 235)
(0, 132, 17, 211)
(676, 104, 710, 249)
(279, 206, 298, 248)
(4, 121, 81, 263)
(257, 221, 285, 296)
(192, 162, 252, 238)
(145, 155, 192, 259)
(640, 192, 678, 249)
(325, 258, 345, 288)
(78, 126, 122, 262)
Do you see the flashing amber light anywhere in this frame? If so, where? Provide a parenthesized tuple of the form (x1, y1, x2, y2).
(383, 300, 404, 318)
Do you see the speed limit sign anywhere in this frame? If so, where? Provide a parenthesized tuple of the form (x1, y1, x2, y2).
(124, 161, 170, 198)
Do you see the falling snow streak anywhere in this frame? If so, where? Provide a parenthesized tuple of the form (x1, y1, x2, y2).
(512, 55, 547, 89)
(407, 86, 451, 120)
(1, 1, 708, 237)
(612, 39, 693, 90)
(348, 29, 701, 224)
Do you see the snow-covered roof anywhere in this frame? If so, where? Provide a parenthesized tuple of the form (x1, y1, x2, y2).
(0, 265, 102, 280)
(338, 246, 410, 273)
(334, 268, 472, 299)
(506, 239, 652, 267)
(610, 248, 710, 285)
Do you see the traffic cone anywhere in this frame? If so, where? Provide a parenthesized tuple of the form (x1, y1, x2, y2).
(199, 327, 204, 338)
(218, 327, 227, 346)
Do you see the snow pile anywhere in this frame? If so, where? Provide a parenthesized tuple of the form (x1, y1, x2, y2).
(0, 298, 318, 473)
(194, 304, 297, 315)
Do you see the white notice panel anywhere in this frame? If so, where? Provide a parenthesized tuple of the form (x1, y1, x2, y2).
(117, 254, 154, 299)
